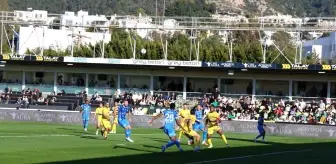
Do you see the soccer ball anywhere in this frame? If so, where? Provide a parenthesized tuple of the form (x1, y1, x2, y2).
(141, 48, 146, 54)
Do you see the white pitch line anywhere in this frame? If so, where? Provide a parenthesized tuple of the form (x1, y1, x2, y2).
(0, 134, 73, 138)
(0, 133, 160, 138)
(186, 149, 312, 164)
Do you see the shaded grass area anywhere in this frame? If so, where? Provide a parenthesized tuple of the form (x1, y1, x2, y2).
(0, 122, 334, 164)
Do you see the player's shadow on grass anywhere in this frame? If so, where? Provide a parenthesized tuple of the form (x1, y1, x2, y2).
(113, 145, 157, 153)
(226, 137, 275, 145)
(38, 140, 336, 164)
(143, 144, 162, 149)
(141, 137, 189, 146)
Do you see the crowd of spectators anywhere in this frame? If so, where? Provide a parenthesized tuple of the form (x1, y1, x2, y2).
(114, 88, 336, 126)
(1, 85, 336, 125)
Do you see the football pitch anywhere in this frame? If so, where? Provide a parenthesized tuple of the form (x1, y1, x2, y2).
(0, 122, 334, 164)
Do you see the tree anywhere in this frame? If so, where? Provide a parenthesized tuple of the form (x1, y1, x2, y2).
(0, 0, 8, 11)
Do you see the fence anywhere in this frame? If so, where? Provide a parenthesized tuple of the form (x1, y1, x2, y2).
(0, 109, 335, 138)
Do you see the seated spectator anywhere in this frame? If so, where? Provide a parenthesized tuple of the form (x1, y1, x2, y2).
(91, 92, 99, 101)
(38, 96, 45, 103)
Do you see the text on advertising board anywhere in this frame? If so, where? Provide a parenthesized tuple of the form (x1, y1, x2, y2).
(1, 109, 336, 138)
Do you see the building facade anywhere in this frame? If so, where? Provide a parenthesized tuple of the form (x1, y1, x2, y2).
(303, 32, 336, 61)
(1, 60, 336, 102)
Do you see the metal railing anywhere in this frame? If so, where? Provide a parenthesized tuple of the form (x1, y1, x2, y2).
(2, 11, 336, 31)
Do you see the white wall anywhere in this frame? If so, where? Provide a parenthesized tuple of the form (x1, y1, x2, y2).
(221, 79, 252, 94)
(256, 80, 289, 96)
(120, 75, 150, 89)
(303, 32, 336, 60)
(25, 72, 54, 84)
(188, 77, 217, 92)
(19, 26, 111, 55)
(2, 71, 22, 83)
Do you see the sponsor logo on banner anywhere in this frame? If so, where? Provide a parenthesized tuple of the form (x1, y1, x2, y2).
(133, 60, 165, 66)
(222, 123, 235, 132)
(267, 125, 292, 135)
(167, 61, 200, 67)
(239, 123, 258, 133)
(0, 111, 7, 120)
(205, 62, 220, 67)
(2, 54, 25, 61)
(322, 65, 331, 70)
(258, 63, 273, 69)
(59, 114, 81, 123)
(64, 57, 120, 64)
(44, 56, 59, 62)
(243, 63, 257, 68)
(205, 62, 235, 68)
(291, 64, 309, 70)
(282, 64, 291, 69)
(325, 129, 336, 137)
(9, 112, 31, 120)
(35, 113, 56, 123)
(222, 62, 235, 68)
(131, 115, 154, 127)
(297, 126, 322, 137)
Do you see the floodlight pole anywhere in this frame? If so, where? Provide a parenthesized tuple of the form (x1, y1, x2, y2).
(11, 31, 14, 56)
(165, 39, 168, 60)
(133, 37, 136, 59)
(0, 22, 3, 54)
(41, 27, 44, 56)
(229, 31, 233, 62)
(101, 32, 105, 58)
(299, 40, 303, 64)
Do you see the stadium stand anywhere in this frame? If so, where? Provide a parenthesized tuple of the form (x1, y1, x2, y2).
(1, 86, 335, 125)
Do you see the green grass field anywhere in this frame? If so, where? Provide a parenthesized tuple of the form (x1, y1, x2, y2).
(0, 122, 334, 164)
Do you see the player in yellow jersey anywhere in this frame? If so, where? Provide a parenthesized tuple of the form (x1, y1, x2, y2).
(111, 101, 119, 134)
(101, 102, 112, 139)
(205, 104, 229, 148)
(95, 103, 104, 135)
(183, 109, 201, 152)
(177, 103, 190, 142)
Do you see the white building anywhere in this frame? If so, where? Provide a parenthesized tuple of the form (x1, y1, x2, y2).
(18, 26, 111, 55)
(303, 32, 336, 60)
(258, 14, 302, 25)
(118, 14, 155, 39)
(14, 9, 50, 24)
(212, 14, 248, 24)
(60, 10, 110, 31)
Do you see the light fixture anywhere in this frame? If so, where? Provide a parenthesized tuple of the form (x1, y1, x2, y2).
(318, 71, 326, 74)
(169, 67, 175, 70)
(67, 63, 73, 66)
(241, 69, 248, 71)
(228, 70, 234, 76)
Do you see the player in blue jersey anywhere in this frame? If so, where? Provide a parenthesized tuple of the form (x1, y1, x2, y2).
(149, 103, 186, 152)
(118, 100, 134, 143)
(192, 104, 208, 145)
(80, 100, 91, 132)
(254, 112, 267, 142)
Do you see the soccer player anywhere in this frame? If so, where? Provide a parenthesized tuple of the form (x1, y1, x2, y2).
(205, 104, 229, 148)
(111, 101, 119, 134)
(254, 112, 267, 142)
(95, 103, 104, 135)
(177, 103, 190, 142)
(149, 103, 185, 152)
(193, 104, 208, 145)
(118, 100, 134, 142)
(185, 109, 201, 152)
(101, 102, 112, 139)
(80, 100, 91, 132)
